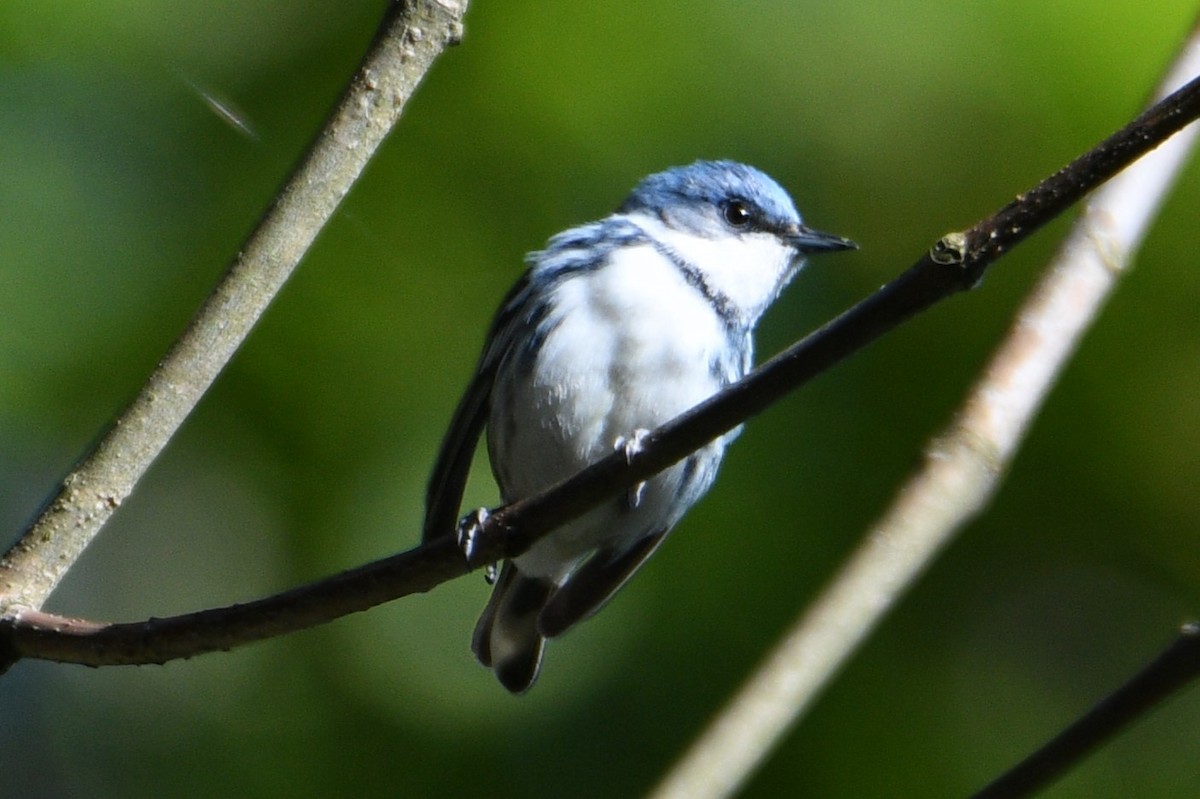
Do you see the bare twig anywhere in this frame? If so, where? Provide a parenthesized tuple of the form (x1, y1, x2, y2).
(2, 68, 1198, 670)
(0, 537, 465, 666)
(649, 24, 1200, 799)
(0, 0, 469, 612)
(971, 623, 1200, 799)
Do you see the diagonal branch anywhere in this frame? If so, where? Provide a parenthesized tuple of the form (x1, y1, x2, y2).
(649, 22, 1200, 799)
(2, 69, 1198, 670)
(970, 623, 1200, 799)
(477, 73, 1200, 559)
(0, 0, 469, 613)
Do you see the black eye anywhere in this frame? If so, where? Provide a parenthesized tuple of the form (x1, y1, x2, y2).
(722, 200, 752, 227)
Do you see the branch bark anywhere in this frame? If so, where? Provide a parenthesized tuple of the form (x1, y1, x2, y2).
(2, 69, 1198, 669)
(0, 0, 469, 612)
(971, 624, 1200, 799)
(649, 22, 1200, 799)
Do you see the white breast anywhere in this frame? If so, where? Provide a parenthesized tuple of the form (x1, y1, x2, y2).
(492, 241, 728, 501)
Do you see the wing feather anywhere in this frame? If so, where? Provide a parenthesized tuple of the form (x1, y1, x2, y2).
(422, 274, 534, 542)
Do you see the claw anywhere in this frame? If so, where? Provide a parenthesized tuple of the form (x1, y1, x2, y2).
(615, 429, 651, 461)
(456, 507, 490, 567)
(614, 429, 651, 509)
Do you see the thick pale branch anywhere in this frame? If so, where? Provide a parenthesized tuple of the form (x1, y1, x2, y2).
(0, 0, 469, 613)
(2, 69, 1198, 670)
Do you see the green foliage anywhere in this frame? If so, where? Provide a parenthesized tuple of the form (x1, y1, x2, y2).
(2, 1, 1198, 796)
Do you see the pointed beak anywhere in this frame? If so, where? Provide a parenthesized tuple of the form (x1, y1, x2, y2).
(785, 225, 858, 255)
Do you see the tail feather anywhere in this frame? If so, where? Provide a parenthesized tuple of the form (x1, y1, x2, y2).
(472, 563, 552, 693)
(538, 529, 667, 639)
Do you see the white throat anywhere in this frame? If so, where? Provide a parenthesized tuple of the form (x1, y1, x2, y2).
(623, 212, 799, 326)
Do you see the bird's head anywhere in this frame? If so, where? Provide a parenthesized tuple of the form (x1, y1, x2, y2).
(618, 160, 856, 324)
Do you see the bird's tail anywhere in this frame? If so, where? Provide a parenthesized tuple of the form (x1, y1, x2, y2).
(472, 562, 553, 694)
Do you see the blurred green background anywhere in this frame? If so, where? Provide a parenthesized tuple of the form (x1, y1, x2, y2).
(2, 1, 1199, 796)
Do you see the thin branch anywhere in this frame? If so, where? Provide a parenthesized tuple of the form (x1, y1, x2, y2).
(0, 537, 465, 667)
(0, 0, 469, 612)
(648, 24, 1200, 799)
(970, 623, 1200, 799)
(2, 69, 1198, 670)
(479, 72, 1200, 558)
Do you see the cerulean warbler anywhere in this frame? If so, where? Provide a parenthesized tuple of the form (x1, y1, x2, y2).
(424, 160, 855, 692)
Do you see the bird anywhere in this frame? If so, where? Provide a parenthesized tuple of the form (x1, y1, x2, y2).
(423, 160, 855, 693)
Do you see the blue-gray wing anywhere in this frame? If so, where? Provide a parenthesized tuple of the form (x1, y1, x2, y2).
(423, 218, 640, 543)
(422, 274, 534, 543)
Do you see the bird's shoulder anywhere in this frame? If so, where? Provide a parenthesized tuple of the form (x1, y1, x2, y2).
(526, 215, 650, 280)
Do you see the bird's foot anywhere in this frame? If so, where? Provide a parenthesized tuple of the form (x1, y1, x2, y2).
(456, 508, 497, 583)
(614, 429, 651, 509)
